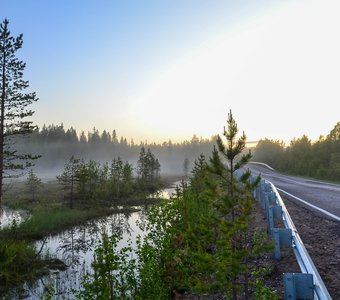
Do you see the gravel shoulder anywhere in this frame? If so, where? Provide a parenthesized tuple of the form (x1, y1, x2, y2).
(282, 195, 340, 299)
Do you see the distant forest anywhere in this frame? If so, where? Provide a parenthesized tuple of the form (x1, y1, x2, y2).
(253, 122, 340, 182)
(13, 122, 340, 182)
(13, 124, 218, 178)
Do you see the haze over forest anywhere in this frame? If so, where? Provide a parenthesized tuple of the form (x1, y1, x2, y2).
(13, 123, 217, 179)
(12, 120, 340, 182)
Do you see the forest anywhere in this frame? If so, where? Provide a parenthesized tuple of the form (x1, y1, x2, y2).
(15, 121, 340, 184)
(252, 122, 340, 182)
(12, 124, 218, 179)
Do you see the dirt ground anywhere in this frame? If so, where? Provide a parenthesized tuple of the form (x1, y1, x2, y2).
(282, 196, 340, 299)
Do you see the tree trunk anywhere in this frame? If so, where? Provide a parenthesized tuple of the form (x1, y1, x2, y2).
(0, 38, 6, 207)
(230, 158, 238, 300)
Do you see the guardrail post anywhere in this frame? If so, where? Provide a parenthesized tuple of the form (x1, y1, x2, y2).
(267, 205, 274, 233)
(264, 193, 269, 214)
(249, 175, 257, 198)
(273, 205, 282, 219)
(265, 181, 272, 192)
(263, 191, 271, 209)
(264, 191, 276, 231)
(268, 190, 277, 206)
(284, 273, 314, 300)
(267, 205, 283, 233)
(259, 181, 266, 208)
(273, 228, 292, 260)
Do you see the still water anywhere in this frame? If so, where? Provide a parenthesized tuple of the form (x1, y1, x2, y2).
(21, 209, 147, 299)
(1, 210, 146, 299)
(5, 183, 178, 299)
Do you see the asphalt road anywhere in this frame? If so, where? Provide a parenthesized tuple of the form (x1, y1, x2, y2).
(246, 163, 340, 219)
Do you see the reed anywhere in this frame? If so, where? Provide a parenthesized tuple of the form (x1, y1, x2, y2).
(0, 207, 114, 240)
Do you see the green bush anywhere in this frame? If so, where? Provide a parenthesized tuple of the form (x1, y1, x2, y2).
(0, 240, 41, 293)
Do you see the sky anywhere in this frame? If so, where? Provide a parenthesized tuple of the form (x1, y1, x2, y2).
(2, 0, 340, 144)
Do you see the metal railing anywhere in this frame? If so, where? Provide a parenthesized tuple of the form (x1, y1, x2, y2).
(255, 179, 332, 300)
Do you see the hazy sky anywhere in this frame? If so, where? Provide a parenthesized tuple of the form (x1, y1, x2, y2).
(2, 0, 340, 143)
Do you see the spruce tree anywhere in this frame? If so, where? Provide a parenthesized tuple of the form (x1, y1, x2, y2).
(0, 19, 39, 205)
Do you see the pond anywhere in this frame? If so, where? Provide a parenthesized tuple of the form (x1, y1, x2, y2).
(4, 182, 179, 299)
(16, 209, 147, 299)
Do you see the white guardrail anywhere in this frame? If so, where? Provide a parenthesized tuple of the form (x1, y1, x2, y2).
(254, 178, 332, 300)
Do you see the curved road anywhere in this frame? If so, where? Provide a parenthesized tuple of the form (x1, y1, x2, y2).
(246, 163, 340, 220)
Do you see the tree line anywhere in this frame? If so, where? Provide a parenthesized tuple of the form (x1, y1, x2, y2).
(25, 123, 217, 148)
(252, 122, 340, 182)
(26, 147, 162, 208)
(13, 124, 217, 177)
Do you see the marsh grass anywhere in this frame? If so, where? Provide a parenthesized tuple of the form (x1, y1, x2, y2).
(0, 206, 140, 241)
(1, 179, 149, 241)
(3, 179, 62, 211)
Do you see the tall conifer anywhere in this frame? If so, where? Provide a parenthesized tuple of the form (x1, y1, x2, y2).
(0, 19, 38, 204)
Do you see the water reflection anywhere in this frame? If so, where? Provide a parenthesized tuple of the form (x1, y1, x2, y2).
(0, 206, 29, 229)
(2, 182, 177, 299)
(154, 180, 180, 199)
(19, 209, 146, 299)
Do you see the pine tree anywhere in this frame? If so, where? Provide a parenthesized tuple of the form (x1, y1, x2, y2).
(190, 153, 208, 195)
(57, 156, 81, 208)
(110, 157, 124, 200)
(209, 110, 260, 299)
(79, 131, 87, 143)
(26, 169, 42, 202)
(76, 159, 91, 200)
(0, 19, 39, 205)
(121, 161, 134, 197)
(137, 147, 161, 194)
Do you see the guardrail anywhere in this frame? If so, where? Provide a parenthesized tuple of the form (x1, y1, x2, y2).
(254, 179, 332, 300)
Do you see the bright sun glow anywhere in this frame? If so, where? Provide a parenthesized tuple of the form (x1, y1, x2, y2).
(128, 0, 340, 143)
